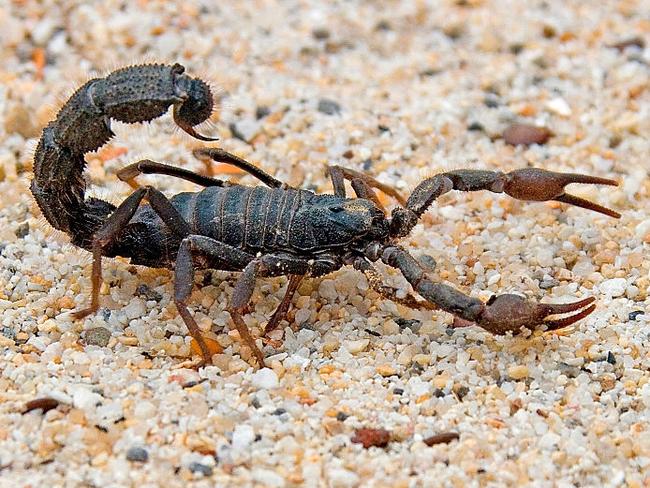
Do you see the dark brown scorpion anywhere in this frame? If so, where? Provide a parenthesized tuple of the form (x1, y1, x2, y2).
(31, 63, 621, 367)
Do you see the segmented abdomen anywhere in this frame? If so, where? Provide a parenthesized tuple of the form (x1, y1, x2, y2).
(173, 185, 311, 253)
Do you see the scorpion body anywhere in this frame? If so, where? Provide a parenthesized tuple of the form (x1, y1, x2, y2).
(32, 63, 621, 367)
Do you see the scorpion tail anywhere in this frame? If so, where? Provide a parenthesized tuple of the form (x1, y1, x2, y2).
(30, 63, 215, 249)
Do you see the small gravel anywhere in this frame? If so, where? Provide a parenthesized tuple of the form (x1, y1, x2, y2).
(0, 1, 648, 487)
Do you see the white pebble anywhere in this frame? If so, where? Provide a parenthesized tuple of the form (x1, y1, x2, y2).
(232, 424, 255, 450)
(134, 401, 156, 419)
(124, 298, 146, 320)
(328, 468, 360, 488)
(72, 387, 103, 411)
(252, 468, 285, 488)
(251, 368, 279, 389)
(546, 97, 572, 116)
(599, 278, 627, 297)
(635, 219, 650, 239)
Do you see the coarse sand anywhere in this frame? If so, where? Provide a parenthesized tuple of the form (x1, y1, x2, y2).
(0, 1, 649, 486)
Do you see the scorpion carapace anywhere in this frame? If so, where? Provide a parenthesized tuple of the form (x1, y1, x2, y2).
(32, 63, 621, 367)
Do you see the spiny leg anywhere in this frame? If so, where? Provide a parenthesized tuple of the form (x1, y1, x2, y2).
(264, 274, 304, 336)
(174, 235, 254, 366)
(382, 245, 596, 334)
(328, 165, 406, 205)
(193, 148, 287, 189)
(73, 185, 191, 320)
(390, 167, 620, 238)
(117, 159, 227, 190)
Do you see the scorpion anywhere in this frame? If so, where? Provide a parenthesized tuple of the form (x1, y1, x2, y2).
(31, 63, 621, 367)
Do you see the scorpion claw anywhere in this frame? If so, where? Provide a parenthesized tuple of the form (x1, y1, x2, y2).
(477, 294, 596, 335)
(504, 169, 620, 218)
(554, 193, 621, 219)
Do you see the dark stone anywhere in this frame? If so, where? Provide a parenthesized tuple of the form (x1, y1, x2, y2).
(336, 411, 349, 421)
(136, 283, 162, 302)
(433, 388, 446, 398)
(255, 105, 270, 119)
(189, 462, 213, 476)
(483, 95, 500, 108)
(15, 222, 29, 238)
(317, 99, 341, 115)
(126, 446, 149, 463)
(312, 28, 330, 40)
(395, 318, 421, 333)
(392, 388, 404, 395)
(375, 20, 391, 31)
(467, 122, 484, 132)
(606, 351, 616, 365)
(629, 310, 644, 321)
(272, 408, 287, 416)
(455, 386, 470, 401)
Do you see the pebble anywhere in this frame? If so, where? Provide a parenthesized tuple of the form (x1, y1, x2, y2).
(318, 279, 338, 300)
(232, 424, 255, 450)
(546, 97, 572, 116)
(503, 123, 550, 146)
(328, 468, 360, 488)
(134, 401, 156, 419)
(317, 99, 341, 115)
(72, 387, 103, 411)
(123, 299, 146, 320)
(377, 364, 397, 376)
(251, 368, 279, 389)
(126, 447, 149, 463)
(600, 278, 627, 297)
(344, 338, 369, 354)
(507, 365, 529, 380)
(252, 468, 286, 488)
(189, 462, 213, 477)
(85, 327, 111, 347)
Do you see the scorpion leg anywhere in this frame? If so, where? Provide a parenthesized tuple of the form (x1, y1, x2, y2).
(73, 185, 191, 320)
(351, 257, 435, 310)
(264, 274, 304, 336)
(117, 159, 226, 190)
(350, 179, 387, 214)
(328, 165, 406, 205)
(174, 235, 254, 366)
(230, 254, 331, 365)
(193, 148, 287, 188)
(382, 246, 597, 335)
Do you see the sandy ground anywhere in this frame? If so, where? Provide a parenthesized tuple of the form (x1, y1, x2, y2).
(1, 1, 649, 486)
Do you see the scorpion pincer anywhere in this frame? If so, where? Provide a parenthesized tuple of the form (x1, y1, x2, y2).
(31, 63, 621, 367)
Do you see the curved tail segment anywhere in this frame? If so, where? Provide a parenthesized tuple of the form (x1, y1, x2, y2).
(30, 63, 215, 249)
